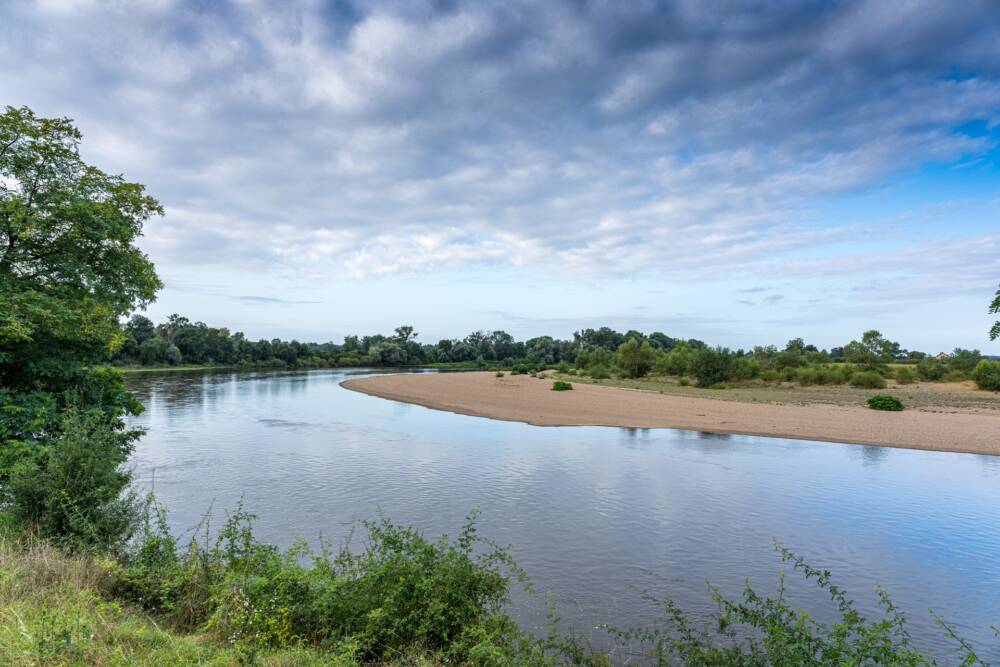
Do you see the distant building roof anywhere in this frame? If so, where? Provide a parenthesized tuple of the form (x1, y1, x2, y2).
(935, 352, 949, 361)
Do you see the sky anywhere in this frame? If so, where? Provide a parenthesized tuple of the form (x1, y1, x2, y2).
(2, 0, 999, 352)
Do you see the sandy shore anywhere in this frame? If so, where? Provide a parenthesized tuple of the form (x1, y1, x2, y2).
(342, 371, 1000, 456)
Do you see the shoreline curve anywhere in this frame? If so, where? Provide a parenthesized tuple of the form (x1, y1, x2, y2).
(341, 371, 1000, 456)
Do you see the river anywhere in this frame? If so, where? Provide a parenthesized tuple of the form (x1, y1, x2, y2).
(126, 368, 1000, 660)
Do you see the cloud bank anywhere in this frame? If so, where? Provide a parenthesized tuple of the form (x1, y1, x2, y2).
(1, 0, 998, 289)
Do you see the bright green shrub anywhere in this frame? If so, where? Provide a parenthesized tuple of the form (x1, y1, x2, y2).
(893, 366, 916, 384)
(555, 361, 571, 373)
(972, 360, 1000, 390)
(678, 376, 690, 386)
(552, 381, 573, 391)
(849, 371, 886, 389)
(942, 370, 968, 382)
(867, 395, 904, 411)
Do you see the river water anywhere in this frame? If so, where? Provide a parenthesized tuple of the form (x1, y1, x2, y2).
(126, 368, 1000, 661)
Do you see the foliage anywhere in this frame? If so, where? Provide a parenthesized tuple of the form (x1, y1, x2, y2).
(5, 410, 141, 553)
(917, 357, 947, 381)
(495, 371, 505, 377)
(867, 395, 904, 411)
(690, 347, 735, 387)
(2, 514, 992, 666)
(654, 342, 695, 376)
(110, 505, 525, 663)
(0, 106, 155, 545)
(551, 381, 573, 391)
(587, 364, 610, 380)
(894, 366, 916, 384)
(972, 360, 1000, 391)
(991, 284, 1000, 341)
(941, 370, 968, 383)
(843, 330, 896, 373)
(612, 338, 656, 378)
(597, 543, 988, 666)
(948, 348, 983, 373)
(849, 371, 886, 389)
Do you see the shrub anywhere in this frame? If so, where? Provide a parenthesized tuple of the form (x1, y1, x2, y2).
(849, 371, 886, 389)
(795, 367, 819, 386)
(112, 506, 521, 662)
(552, 381, 573, 391)
(612, 339, 656, 378)
(690, 347, 735, 387)
(655, 343, 694, 376)
(948, 348, 982, 373)
(495, 371, 504, 377)
(555, 361, 571, 373)
(916, 358, 946, 381)
(6, 410, 141, 553)
(835, 363, 857, 384)
(587, 364, 610, 380)
(867, 394, 904, 411)
(972, 360, 1000, 391)
(813, 366, 839, 385)
(893, 366, 916, 384)
(731, 357, 761, 380)
(942, 369, 968, 383)
(760, 369, 781, 383)
(678, 376, 690, 386)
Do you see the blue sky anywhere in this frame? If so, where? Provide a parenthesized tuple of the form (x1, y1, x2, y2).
(2, 0, 998, 351)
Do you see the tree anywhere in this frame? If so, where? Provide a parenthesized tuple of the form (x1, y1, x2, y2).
(948, 348, 982, 373)
(843, 330, 895, 373)
(691, 347, 735, 387)
(1, 106, 162, 393)
(0, 106, 161, 543)
(393, 325, 417, 343)
(613, 338, 656, 378)
(991, 284, 999, 341)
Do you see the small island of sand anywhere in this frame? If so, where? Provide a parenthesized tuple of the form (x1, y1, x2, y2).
(342, 371, 1000, 456)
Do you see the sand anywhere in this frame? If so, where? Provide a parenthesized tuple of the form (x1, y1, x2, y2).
(342, 371, 1000, 456)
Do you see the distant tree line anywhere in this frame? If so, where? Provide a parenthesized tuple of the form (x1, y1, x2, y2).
(110, 317, 999, 389)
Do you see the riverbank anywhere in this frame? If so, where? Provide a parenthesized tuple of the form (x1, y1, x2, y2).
(342, 371, 1000, 455)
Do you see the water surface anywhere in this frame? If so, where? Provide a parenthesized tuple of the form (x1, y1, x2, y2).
(127, 369, 1000, 660)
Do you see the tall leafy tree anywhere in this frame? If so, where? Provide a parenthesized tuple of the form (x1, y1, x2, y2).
(843, 330, 896, 373)
(1, 105, 162, 474)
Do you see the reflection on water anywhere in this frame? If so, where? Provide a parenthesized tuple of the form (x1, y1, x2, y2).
(127, 369, 1000, 660)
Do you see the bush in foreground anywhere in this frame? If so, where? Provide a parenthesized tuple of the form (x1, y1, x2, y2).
(867, 394, 904, 411)
(5, 410, 141, 554)
(972, 360, 1000, 391)
(110, 505, 524, 663)
(2, 508, 993, 666)
(552, 381, 573, 391)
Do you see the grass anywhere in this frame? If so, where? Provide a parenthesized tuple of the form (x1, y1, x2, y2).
(558, 372, 1000, 412)
(0, 533, 352, 666)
